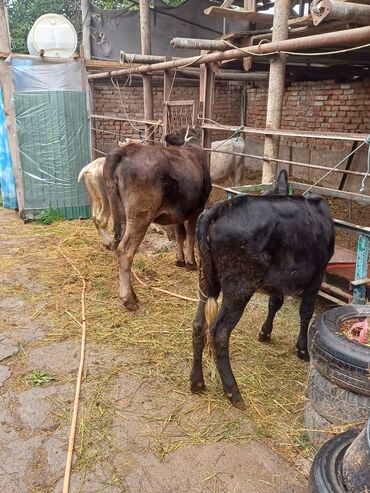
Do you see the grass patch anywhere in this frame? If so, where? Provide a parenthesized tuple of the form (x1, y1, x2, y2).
(25, 369, 56, 386)
(34, 208, 64, 225)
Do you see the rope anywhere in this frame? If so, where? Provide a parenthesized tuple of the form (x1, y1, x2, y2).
(360, 135, 370, 192)
(211, 125, 245, 151)
(111, 76, 143, 133)
(303, 136, 370, 195)
(58, 240, 87, 493)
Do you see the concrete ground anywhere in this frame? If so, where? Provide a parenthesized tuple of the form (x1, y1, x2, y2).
(0, 208, 308, 493)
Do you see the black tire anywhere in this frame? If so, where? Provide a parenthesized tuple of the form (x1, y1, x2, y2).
(342, 416, 370, 493)
(309, 305, 370, 397)
(308, 428, 359, 493)
(304, 402, 335, 448)
(307, 366, 370, 425)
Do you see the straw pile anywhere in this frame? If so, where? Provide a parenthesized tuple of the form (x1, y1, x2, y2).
(1, 210, 336, 474)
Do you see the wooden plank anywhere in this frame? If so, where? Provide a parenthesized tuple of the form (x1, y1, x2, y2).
(166, 100, 195, 106)
(86, 59, 133, 70)
(204, 6, 274, 24)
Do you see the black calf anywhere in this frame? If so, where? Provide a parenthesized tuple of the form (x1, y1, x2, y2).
(190, 171, 334, 408)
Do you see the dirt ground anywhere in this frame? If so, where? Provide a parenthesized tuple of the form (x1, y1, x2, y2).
(0, 206, 315, 493)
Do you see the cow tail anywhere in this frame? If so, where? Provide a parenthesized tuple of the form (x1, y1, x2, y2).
(104, 148, 127, 244)
(196, 206, 221, 345)
(77, 163, 91, 183)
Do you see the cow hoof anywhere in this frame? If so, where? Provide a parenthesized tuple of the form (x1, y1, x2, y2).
(190, 380, 206, 394)
(185, 262, 197, 271)
(226, 392, 246, 410)
(176, 260, 186, 268)
(296, 348, 310, 361)
(258, 331, 271, 343)
(122, 297, 139, 311)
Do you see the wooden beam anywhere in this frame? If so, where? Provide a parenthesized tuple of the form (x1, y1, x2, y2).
(262, 0, 290, 184)
(140, 0, 154, 144)
(202, 63, 215, 157)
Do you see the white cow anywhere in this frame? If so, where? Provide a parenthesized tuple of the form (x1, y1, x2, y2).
(210, 137, 247, 187)
(78, 139, 141, 249)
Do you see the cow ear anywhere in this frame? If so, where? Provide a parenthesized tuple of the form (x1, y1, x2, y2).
(276, 169, 289, 195)
(165, 133, 184, 146)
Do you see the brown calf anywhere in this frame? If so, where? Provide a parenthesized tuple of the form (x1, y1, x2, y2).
(104, 128, 211, 310)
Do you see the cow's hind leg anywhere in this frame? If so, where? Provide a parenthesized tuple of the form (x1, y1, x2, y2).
(174, 224, 186, 268)
(184, 216, 197, 270)
(296, 282, 321, 361)
(258, 295, 284, 342)
(117, 219, 150, 310)
(211, 293, 251, 409)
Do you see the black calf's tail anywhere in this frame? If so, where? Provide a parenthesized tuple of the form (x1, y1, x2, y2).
(196, 206, 221, 330)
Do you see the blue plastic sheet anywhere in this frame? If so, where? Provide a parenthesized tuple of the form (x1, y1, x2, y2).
(0, 87, 17, 209)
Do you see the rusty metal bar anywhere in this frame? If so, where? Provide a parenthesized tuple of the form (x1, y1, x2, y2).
(321, 282, 352, 301)
(289, 181, 370, 202)
(262, 0, 290, 184)
(90, 113, 163, 126)
(203, 147, 370, 178)
(170, 37, 231, 51)
(201, 122, 368, 142)
(88, 25, 370, 80)
(311, 0, 370, 26)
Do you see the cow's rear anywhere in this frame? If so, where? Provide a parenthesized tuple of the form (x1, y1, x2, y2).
(191, 187, 334, 408)
(104, 131, 211, 310)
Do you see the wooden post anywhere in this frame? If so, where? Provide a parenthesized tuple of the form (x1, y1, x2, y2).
(261, 0, 290, 184)
(140, 0, 154, 144)
(0, 1, 25, 215)
(202, 62, 215, 158)
(81, 0, 91, 60)
(163, 61, 172, 143)
(0, 0, 11, 55)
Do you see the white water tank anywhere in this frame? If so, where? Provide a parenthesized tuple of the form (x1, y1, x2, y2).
(27, 13, 77, 58)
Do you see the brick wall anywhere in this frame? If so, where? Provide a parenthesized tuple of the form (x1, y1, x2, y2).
(91, 77, 369, 190)
(92, 81, 243, 153)
(246, 78, 370, 151)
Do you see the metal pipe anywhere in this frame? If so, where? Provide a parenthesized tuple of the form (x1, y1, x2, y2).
(201, 122, 368, 142)
(203, 147, 370, 178)
(311, 0, 370, 26)
(321, 282, 353, 301)
(170, 37, 231, 51)
(262, 0, 290, 184)
(88, 26, 370, 80)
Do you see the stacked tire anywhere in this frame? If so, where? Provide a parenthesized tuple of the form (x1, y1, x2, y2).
(306, 305, 370, 447)
(308, 416, 370, 492)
